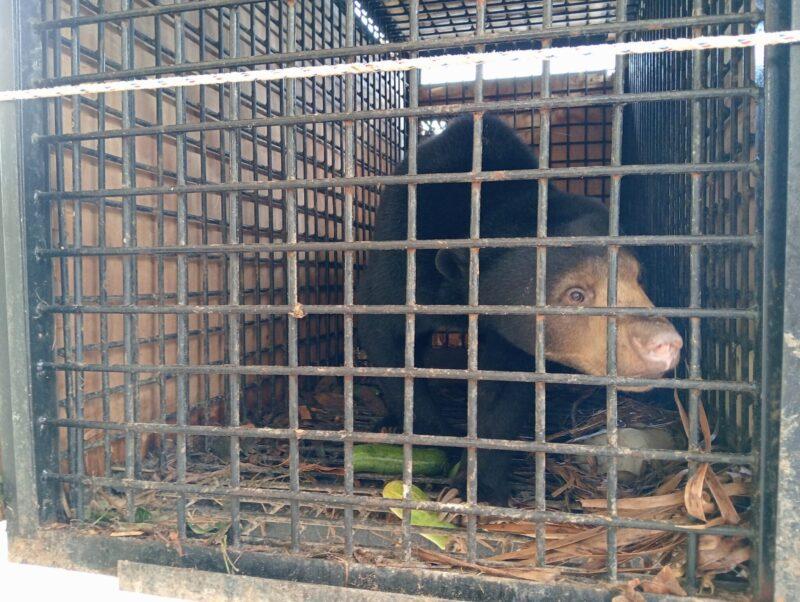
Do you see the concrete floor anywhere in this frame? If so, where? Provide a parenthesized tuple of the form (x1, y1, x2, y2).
(0, 521, 181, 601)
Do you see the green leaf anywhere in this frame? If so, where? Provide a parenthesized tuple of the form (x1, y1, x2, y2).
(382, 480, 455, 550)
(188, 521, 229, 536)
(134, 507, 152, 523)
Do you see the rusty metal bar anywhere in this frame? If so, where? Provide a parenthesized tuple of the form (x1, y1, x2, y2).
(40, 470, 753, 538)
(35, 161, 757, 202)
(685, 0, 707, 590)
(225, 5, 243, 547)
(343, 0, 357, 559)
(464, 0, 486, 563)
(533, 0, 553, 567)
(36, 12, 761, 84)
(120, 0, 139, 522)
(401, 0, 421, 563)
(37, 234, 761, 259)
(36, 87, 758, 145)
(43, 415, 755, 465)
(284, 0, 301, 553)
(604, 0, 628, 579)
(39, 303, 759, 320)
(40, 360, 758, 392)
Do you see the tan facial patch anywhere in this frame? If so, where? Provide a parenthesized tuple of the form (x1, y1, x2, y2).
(544, 252, 675, 383)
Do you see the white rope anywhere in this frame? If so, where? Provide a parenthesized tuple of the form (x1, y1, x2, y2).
(1, 29, 798, 103)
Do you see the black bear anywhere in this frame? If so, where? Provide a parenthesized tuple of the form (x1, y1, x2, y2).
(356, 114, 682, 504)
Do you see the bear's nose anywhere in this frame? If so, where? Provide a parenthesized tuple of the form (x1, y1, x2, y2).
(633, 330, 683, 372)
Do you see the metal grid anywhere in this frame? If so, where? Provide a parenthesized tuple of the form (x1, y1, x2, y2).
(0, 0, 793, 599)
(37, 0, 405, 522)
(622, 0, 761, 588)
(419, 72, 614, 200)
(361, 0, 642, 40)
(625, 0, 760, 450)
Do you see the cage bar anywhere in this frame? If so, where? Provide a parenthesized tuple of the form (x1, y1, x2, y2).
(0, 1, 793, 599)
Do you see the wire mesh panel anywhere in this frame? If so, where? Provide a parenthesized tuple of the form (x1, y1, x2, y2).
(419, 72, 614, 200)
(38, 0, 405, 550)
(9, 0, 787, 599)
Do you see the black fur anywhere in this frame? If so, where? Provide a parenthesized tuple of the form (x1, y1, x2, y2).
(356, 114, 611, 504)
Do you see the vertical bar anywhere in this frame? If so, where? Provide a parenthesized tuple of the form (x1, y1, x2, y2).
(298, 5, 312, 370)
(96, 0, 112, 480)
(226, 5, 243, 548)
(0, 0, 54, 535)
(465, 0, 486, 565)
(762, 0, 794, 598)
(51, 0, 77, 521)
(154, 9, 168, 476)
(121, 0, 139, 522)
(217, 8, 230, 428)
(69, 0, 85, 522)
(402, 0, 420, 563)
(685, 0, 706, 589)
(605, 0, 628, 581)
(174, 12, 189, 543)
(198, 10, 212, 445)
(284, 0, 301, 553)
(342, 0, 356, 559)
(534, 0, 553, 568)
(249, 3, 263, 429)
(267, 2, 279, 427)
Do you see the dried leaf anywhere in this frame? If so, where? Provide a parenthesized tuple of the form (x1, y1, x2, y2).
(482, 521, 538, 535)
(654, 469, 688, 495)
(698, 536, 750, 574)
(699, 400, 712, 453)
(582, 480, 746, 518)
(639, 565, 687, 596)
(705, 469, 740, 525)
(313, 391, 344, 409)
(613, 579, 646, 602)
(684, 463, 710, 521)
(110, 530, 145, 537)
(416, 547, 560, 582)
(673, 390, 711, 452)
(581, 490, 685, 511)
(673, 390, 690, 440)
(297, 462, 345, 474)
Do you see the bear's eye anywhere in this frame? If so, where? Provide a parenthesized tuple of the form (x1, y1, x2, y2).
(566, 288, 586, 304)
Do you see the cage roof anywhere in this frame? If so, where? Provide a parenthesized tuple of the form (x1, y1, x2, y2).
(362, 1, 642, 41)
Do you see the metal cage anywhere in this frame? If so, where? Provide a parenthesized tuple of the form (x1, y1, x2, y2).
(0, 0, 798, 600)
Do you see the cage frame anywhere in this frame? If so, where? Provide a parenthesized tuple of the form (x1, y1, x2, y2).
(0, 0, 797, 600)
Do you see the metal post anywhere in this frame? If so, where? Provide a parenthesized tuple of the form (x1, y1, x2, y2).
(0, 0, 56, 536)
(773, 1, 800, 599)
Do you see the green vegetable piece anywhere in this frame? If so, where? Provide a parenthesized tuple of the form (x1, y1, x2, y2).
(134, 507, 152, 523)
(382, 480, 454, 550)
(447, 457, 464, 481)
(188, 521, 229, 536)
(353, 444, 449, 476)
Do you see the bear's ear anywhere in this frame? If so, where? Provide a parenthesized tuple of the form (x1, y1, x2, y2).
(435, 248, 470, 282)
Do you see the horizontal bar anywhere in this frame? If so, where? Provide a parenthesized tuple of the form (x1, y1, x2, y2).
(40, 302, 758, 320)
(37, 13, 761, 86)
(36, 88, 758, 145)
(43, 417, 755, 465)
(36, 234, 760, 259)
(17, 33, 788, 105)
(36, 162, 757, 202)
(42, 471, 752, 537)
(39, 361, 758, 393)
(36, 0, 263, 30)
